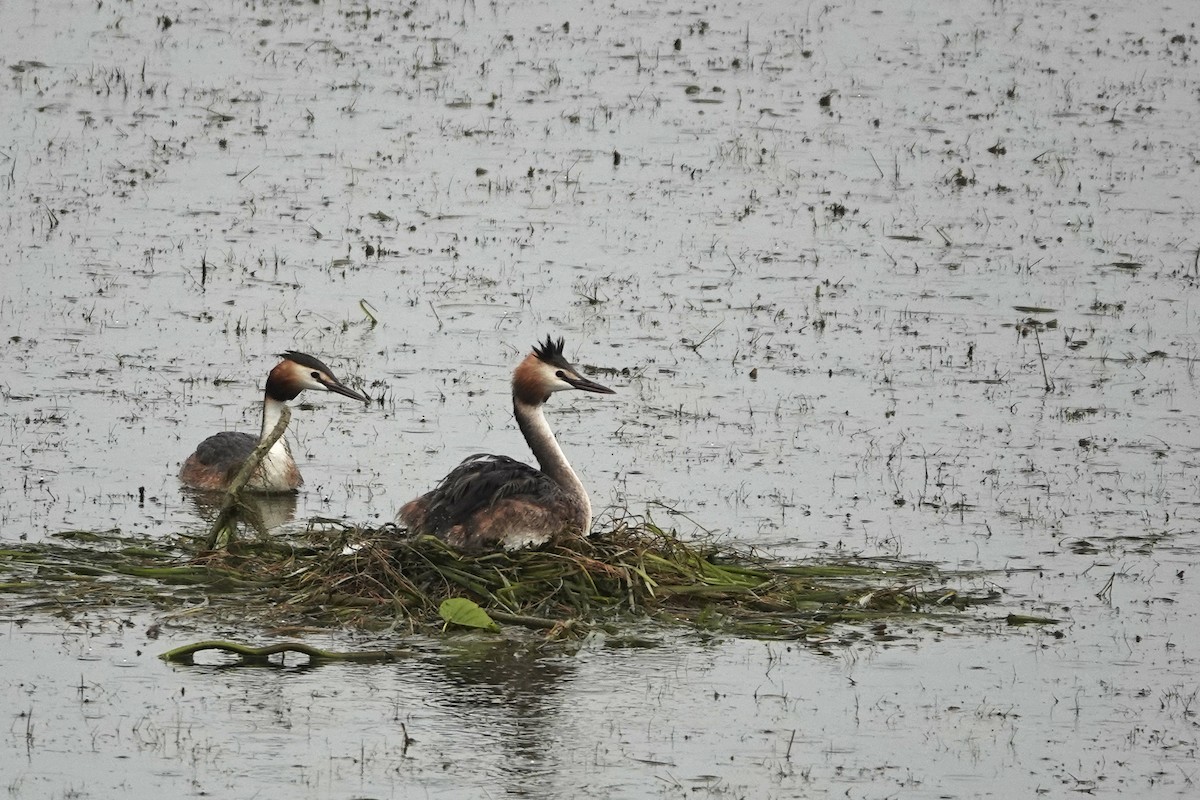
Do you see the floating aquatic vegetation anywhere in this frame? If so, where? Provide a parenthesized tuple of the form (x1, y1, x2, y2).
(0, 513, 1001, 646)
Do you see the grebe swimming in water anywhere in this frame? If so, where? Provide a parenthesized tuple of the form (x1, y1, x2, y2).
(180, 351, 368, 493)
(399, 336, 615, 551)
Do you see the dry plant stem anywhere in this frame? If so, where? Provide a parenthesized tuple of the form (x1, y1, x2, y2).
(1034, 327, 1053, 392)
(205, 406, 291, 550)
(488, 610, 564, 630)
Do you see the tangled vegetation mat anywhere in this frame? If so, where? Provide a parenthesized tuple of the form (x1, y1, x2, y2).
(0, 513, 1011, 651)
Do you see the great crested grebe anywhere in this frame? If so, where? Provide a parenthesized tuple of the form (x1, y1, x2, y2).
(180, 351, 368, 493)
(399, 335, 615, 551)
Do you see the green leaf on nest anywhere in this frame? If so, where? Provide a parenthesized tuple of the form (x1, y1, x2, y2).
(439, 597, 500, 631)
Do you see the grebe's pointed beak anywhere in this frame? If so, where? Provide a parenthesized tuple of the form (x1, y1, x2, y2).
(565, 373, 615, 395)
(321, 377, 370, 404)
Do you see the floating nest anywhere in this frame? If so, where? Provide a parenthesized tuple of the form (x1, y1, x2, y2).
(0, 513, 1004, 645)
(0, 409, 998, 648)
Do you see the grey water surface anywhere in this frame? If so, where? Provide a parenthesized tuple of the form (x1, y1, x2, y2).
(2, 0, 1199, 796)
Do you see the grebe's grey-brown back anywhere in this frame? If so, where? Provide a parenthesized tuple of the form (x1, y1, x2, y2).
(398, 336, 615, 551)
(180, 351, 368, 493)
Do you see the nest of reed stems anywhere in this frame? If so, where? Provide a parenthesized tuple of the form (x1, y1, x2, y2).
(206, 512, 997, 640)
(2, 512, 1001, 644)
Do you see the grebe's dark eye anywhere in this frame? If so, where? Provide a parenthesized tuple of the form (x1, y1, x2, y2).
(555, 370, 566, 379)
(312, 371, 321, 380)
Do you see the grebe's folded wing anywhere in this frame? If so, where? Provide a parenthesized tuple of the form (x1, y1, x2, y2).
(420, 453, 562, 534)
(190, 431, 258, 467)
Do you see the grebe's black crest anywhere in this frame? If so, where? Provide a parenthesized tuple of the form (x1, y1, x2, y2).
(279, 351, 338, 375)
(532, 336, 570, 369)
(522, 335, 614, 397)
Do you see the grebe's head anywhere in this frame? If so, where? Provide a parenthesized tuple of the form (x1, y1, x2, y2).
(512, 335, 615, 405)
(266, 351, 370, 403)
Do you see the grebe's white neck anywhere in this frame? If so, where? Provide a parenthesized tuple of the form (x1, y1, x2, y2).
(259, 395, 295, 478)
(514, 396, 591, 532)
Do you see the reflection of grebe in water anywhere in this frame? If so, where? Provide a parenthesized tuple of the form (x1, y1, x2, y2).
(430, 637, 575, 791)
(398, 336, 615, 551)
(180, 352, 368, 493)
(183, 490, 299, 534)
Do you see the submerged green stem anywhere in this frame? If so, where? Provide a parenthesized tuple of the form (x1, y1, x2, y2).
(159, 639, 409, 665)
